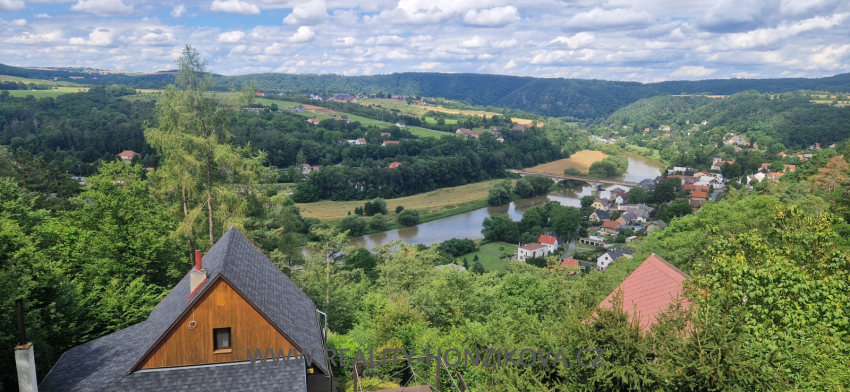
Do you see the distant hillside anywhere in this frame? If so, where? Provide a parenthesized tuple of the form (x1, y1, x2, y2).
(606, 95, 718, 128)
(2, 61, 849, 119)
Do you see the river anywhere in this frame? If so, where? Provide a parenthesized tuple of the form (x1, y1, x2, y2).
(326, 152, 664, 250)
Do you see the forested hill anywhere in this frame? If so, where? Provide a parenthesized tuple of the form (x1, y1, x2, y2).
(2, 61, 850, 119)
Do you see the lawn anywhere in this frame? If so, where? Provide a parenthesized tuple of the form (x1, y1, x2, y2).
(407, 127, 457, 138)
(0, 75, 84, 87)
(297, 179, 508, 222)
(7, 87, 90, 98)
(526, 150, 608, 174)
(423, 117, 458, 125)
(254, 98, 301, 107)
(479, 242, 517, 258)
(358, 98, 533, 124)
(456, 251, 507, 273)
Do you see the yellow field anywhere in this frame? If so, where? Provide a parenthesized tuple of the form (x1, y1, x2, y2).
(357, 98, 533, 125)
(527, 150, 607, 174)
(296, 179, 507, 222)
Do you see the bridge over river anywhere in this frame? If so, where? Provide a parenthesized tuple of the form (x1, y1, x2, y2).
(506, 169, 639, 190)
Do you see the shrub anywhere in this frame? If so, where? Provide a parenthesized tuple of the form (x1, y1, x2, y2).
(369, 213, 387, 230)
(395, 205, 404, 213)
(339, 215, 367, 236)
(398, 209, 420, 226)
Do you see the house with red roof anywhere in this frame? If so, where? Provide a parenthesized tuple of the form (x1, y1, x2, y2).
(516, 243, 548, 262)
(307, 118, 320, 125)
(538, 234, 560, 254)
(601, 220, 619, 235)
(690, 191, 708, 200)
(381, 141, 400, 147)
(561, 257, 580, 268)
(389, 162, 401, 169)
(117, 150, 140, 164)
(597, 254, 690, 330)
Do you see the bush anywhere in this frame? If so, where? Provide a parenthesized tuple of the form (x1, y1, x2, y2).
(488, 186, 511, 206)
(339, 215, 367, 236)
(395, 205, 404, 213)
(437, 238, 476, 257)
(364, 198, 388, 216)
(292, 182, 320, 203)
(398, 209, 420, 226)
(369, 213, 387, 230)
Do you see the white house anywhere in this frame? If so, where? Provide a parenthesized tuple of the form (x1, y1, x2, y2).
(517, 243, 549, 262)
(597, 248, 633, 270)
(395, 122, 406, 128)
(538, 235, 560, 254)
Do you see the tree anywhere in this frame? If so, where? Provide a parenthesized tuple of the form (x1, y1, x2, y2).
(488, 186, 511, 206)
(397, 209, 419, 226)
(292, 182, 320, 203)
(549, 205, 582, 239)
(768, 161, 784, 173)
(146, 45, 267, 249)
(339, 215, 367, 236)
(369, 198, 388, 215)
(815, 156, 849, 193)
(628, 187, 646, 203)
(472, 260, 485, 274)
(512, 179, 534, 198)
(654, 178, 676, 203)
(395, 205, 404, 213)
(481, 215, 520, 243)
(369, 213, 387, 230)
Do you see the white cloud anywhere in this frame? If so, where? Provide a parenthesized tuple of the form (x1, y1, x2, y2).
(365, 35, 403, 46)
(69, 28, 115, 46)
(0, 0, 25, 12)
(283, 0, 328, 25)
(463, 6, 520, 27)
(477, 53, 494, 60)
(549, 32, 594, 49)
(781, 0, 842, 18)
(565, 7, 655, 31)
(171, 4, 186, 17)
(670, 66, 716, 78)
(412, 62, 439, 70)
(10, 18, 25, 25)
(333, 36, 356, 46)
(71, 0, 134, 17)
(731, 71, 762, 78)
(289, 26, 315, 42)
(5, 30, 64, 44)
(218, 30, 245, 42)
(697, 0, 779, 33)
(458, 35, 488, 48)
(503, 59, 516, 70)
(210, 0, 260, 14)
(717, 14, 849, 50)
(34, 13, 51, 18)
(491, 38, 517, 48)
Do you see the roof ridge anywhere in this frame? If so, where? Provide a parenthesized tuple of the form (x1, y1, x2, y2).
(649, 253, 690, 280)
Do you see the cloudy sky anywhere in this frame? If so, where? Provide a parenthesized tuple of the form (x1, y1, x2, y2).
(1, 0, 849, 81)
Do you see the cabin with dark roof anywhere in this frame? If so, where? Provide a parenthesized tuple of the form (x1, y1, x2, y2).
(38, 227, 333, 392)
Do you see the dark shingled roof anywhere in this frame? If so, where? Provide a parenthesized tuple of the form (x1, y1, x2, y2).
(104, 361, 306, 392)
(39, 227, 327, 392)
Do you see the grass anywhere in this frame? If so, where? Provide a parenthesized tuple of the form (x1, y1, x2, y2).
(407, 127, 457, 138)
(357, 98, 533, 125)
(423, 117, 458, 125)
(7, 87, 90, 98)
(456, 251, 508, 273)
(254, 98, 300, 107)
(479, 242, 517, 257)
(526, 150, 608, 174)
(297, 179, 508, 222)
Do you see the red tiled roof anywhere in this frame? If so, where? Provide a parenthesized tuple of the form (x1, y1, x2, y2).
(389, 162, 401, 168)
(598, 254, 690, 329)
(117, 150, 140, 158)
(561, 258, 579, 268)
(602, 220, 619, 229)
(520, 243, 547, 251)
(538, 235, 557, 245)
(691, 191, 708, 199)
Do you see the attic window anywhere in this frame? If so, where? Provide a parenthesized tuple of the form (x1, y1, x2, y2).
(213, 328, 231, 353)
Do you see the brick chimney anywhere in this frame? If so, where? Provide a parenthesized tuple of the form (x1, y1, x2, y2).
(189, 249, 207, 295)
(14, 300, 38, 392)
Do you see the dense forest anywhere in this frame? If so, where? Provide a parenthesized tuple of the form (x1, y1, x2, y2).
(3, 61, 850, 119)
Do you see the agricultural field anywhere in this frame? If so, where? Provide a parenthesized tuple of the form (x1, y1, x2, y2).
(357, 98, 533, 124)
(254, 98, 300, 107)
(455, 251, 508, 273)
(7, 87, 90, 98)
(526, 150, 608, 174)
(0, 75, 83, 87)
(423, 117, 458, 125)
(406, 127, 457, 138)
(296, 179, 507, 222)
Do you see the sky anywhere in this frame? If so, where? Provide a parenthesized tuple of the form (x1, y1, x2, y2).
(1, 0, 849, 82)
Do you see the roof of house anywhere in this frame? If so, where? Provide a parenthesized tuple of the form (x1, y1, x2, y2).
(561, 258, 580, 268)
(520, 242, 547, 251)
(538, 235, 558, 245)
(598, 254, 690, 329)
(649, 220, 668, 229)
(39, 227, 328, 392)
(117, 150, 140, 158)
(104, 360, 306, 392)
(382, 140, 400, 145)
(357, 138, 366, 142)
(593, 209, 611, 220)
(602, 220, 619, 230)
(691, 191, 708, 199)
(602, 248, 631, 261)
(307, 118, 320, 123)
(389, 162, 401, 168)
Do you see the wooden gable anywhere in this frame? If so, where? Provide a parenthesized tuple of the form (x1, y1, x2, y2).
(138, 278, 300, 369)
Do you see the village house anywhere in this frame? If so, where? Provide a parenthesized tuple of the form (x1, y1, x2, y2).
(691, 190, 708, 201)
(589, 209, 611, 222)
(659, 125, 671, 131)
(336, 115, 350, 123)
(496, 136, 505, 143)
(307, 118, 320, 125)
(117, 150, 140, 164)
(538, 234, 560, 254)
(395, 122, 406, 128)
(37, 228, 334, 392)
(347, 138, 366, 145)
(389, 162, 402, 168)
(646, 220, 668, 233)
(597, 248, 633, 270)
(299, 164, 312, 174)
(598, 254, 690, 329)
(516, 243, 549, 262)
(511, 124, 530, 131)
(601, 220, 620, 235)
(591, 198, 610, 211)
(611, 192, 628, 205)
(290, 106, 306, 113)
(381, 141, 400, 147)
